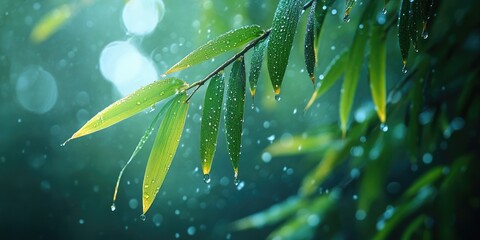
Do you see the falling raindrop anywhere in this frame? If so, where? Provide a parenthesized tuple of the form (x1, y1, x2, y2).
(203, 174, 211, 184)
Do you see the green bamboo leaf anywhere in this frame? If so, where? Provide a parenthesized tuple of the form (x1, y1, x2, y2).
(248, 38, 267, 99)
(398, 0, 411, 71)
(165, 25, 264, 74)
(401, 215, 427, 240)
(402, 166, 444, 200)
(410, 0, 420, 51)
(143, 93, 189, 214)
(30, 4, 75, 43)
(200, 72, 225, 179)
(267, 0, 303, 96)
(339, 0, 376, 136)
(305, 49, 348, 111)
(264, 133, 335, 157)
(304, 0, 317, 84)
(232, 197, 306, 231)
(369, 25, 387, 123)
(313, 0, 329, 61)
(225, 57, 246, 180)
(65, 78, 188, 142)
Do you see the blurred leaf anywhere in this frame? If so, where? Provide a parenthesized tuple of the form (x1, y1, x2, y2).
(340, 2, 375, 136)
(225, 57, 246, 179)
(403, 166, 444, 201)
(232, 196, 306, 231)
(200, 72, 225, 176)
(267, 194, 335, 240)
(267, 0, 303, 95)
(143, 93, 189, 214)
(30, 4, 75, 43)
(165, 25, 264, 74)
(369, 24, 387, 123)
(249, 38, 267, 99)
(264, 132, 336, 157)
(401, 215, 427, 240)
(398, 0, 411, 68)
(304, 0, 317, 84)
(306, 49, 348, 111)
(66, 78, 188, 142)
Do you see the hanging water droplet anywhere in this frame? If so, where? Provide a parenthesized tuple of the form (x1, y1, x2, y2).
(234, 176, 240, 186)
(402, 65, 408, 73)
(111, 203, 116, 211)
(140, 214, 146, 221)
(382, 8, 387, 14)
(274, 94, 281, 101)
(422, 31, 429, 39)
(380, 123, 389, 132)
(251, 103, 255, 109)
(343, 15, 351, 23)
(60, 139, 70, 147)
(203, 174, 211, 184)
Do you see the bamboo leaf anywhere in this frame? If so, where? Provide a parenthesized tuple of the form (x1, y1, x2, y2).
(30, 4, 75, 43)
(232, 197, 306, 231)
(264, 133, 335, 157)
(304, 0, 317, 84)
(398, 0, 411, 70)
(143, 93, 189, 214)
(313, 0, 329, 61)
(225, 57, 246, 180)
(339, 1, 376, 136)
(306, 49, 348, 111)
(200, 72, 225, 178)
(66, 78, 188, 142)
(165, 25, 264, 74)
(267, 0, 303, 95)
(248, 38, 267, 99)
(369, 25, 387, 123)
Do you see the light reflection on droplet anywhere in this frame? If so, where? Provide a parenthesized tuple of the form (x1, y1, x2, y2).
(122, 0, 165, 36)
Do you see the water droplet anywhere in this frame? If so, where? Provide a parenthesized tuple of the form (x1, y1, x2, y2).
(382, 8, 387, 14)
(422, 31, 429, 39)
(140, 214, 146, 221)
(234, 177, 240, 186)
(203, 174, 211, 184)
(380, 123, 389, 132)
(343, 15, 351, 23)
(274, 94, 281, 101)
(110, 203, 116, 211)
(402, 65, 408, 73)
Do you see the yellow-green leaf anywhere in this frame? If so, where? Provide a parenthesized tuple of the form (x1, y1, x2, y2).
(143, 93, 189, 214)
(66, 78, 188, 142)
(267, 0, 303, 95)
(264, 133, 335, 157)
(200, 72, 225, 177)
(306, 49, 348, 111)
(398, 0, 411, 69)
(225, 57, 246, 179)
(304, 0, 316, 84)
(30, 4, 75, 43)
(369, 25, 387, 123)
(248, 38, 267, 99)
(340, 1, 376, 136)
(165, 25, 264, 74)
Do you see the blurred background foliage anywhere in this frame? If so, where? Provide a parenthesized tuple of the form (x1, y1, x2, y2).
(0, 0, 479, 239)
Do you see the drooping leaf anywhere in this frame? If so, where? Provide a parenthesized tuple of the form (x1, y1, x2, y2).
(165, 25, 264, 74)
(304, 0, 317, 84)
(232, 197, 306, 231)
(225, 57, 246, 179)
(112, 99, 173, 208)
(66, 78, 188, 142)
(30, 4, 75, 43)
(249, 38, 267, 99)
(398, 0, 411, 69)
(306, 49, 348, 110)
(369, 24, 387, 123)
(200, 72, 225, 177)
(143, 93, 189, 214)
(267, 0, 303, 95)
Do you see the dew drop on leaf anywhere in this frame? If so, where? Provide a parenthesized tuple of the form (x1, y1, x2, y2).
(402, 65, 408, 73)
(203, 174, 211, 184)
(274, 94, 281, 101)
(140, 214, 146, 221)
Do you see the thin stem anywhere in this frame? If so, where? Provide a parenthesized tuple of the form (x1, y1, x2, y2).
(185, 28, 271, 102)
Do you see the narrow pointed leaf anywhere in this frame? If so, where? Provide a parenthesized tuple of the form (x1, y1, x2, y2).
(248, 38, 267, 98)
(398, 0, 411, 67)
(200, 72, 225, 176)
(225, 57, 246, 178)
(30, 4, 75, 43)
(340, 1, 376, 136)
(369, 25, 387, 123)
(306, 49, 348, 110)
(67, 78, 188, 141)
(304, 0, 317, 84)
(344, 0, 356, 22)
(267, 0, 303, 95)
(410, 0, 420, 51)
(313, 0, 329, 61)
(143, 93, 189, 214)
(165, 25, 264, 74)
